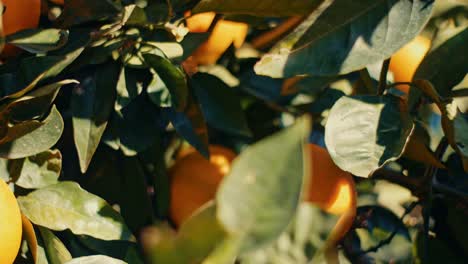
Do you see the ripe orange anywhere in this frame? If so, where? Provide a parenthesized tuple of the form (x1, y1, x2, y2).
(389, 35, 432, 94)
(306, 144, 356, 261)
(0, 179, 23, 264)
(169, 145, 236, 227)
(306, 144, 357, 215)
(185, 12, 248, 65)
(1, 0, 41, 57)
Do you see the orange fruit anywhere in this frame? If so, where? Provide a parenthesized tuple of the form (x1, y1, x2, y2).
(0, 179, 22, 264)
(185, 12, 248, 65)
(1, 0, 41, 57)
(389, 35, 431, 94)
(306, 144, 357, 215)
(169, 145, 236, 227)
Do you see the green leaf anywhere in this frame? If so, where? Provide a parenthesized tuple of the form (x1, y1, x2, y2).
(39, 227, 73, 264)
(0, 105, 64, 159)
(192, 73, 251, 137)
(217, 117, 310, 252)
(77, 236, 143, 264)
(193, 0, 323, 17)
(58, 0, 122, 27)
(255, 0, 434, 78)
(143, 54, 188, 111)
(414, 23, 468, 96)
(115, 67, 143, 111)
(72, 63, 118, 173)
(65, 255, 127, 264)
(17, 181, 134, 241)
(5, 80, 78, 123)
(10, 149, 62, 189)
(147, 71, 172, 107)
(6, 28, 69, 53)
(325, 95, 414, 177)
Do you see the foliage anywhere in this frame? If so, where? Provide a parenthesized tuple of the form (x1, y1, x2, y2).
(0, 0, 467, 263)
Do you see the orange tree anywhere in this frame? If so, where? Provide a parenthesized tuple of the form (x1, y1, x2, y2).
(0, 0, 467, 263)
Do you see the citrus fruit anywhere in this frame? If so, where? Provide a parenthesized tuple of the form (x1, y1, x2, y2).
(306, 144, 357, 215)
(185, 12, 248, 65)
(0, 179, 22, 264)
(389, 35, 431, 94)
(1, 0, 41, 57)
(169, 145, 236, 227)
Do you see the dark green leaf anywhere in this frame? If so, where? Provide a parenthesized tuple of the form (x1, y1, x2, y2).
(115, 67, 143, 111)
(255, 0, 434, 77)
(143, 54, 188, 111)
(58, 0, 122, 27)
(0, 105, 64, 159)
(72, 63, 118, 173)
(18, 181, 134, 241)
(193, 0, 323, 16)
(217, 117, 310, 252)
(415, 24, 468, 96)
(325, 95, 414, 177)
(192, 73, 251, 137)
(6, 29, 69, 53)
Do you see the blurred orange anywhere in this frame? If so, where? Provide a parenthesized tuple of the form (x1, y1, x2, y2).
(185, 12, 248, 65)
(169, 145, 236, 227)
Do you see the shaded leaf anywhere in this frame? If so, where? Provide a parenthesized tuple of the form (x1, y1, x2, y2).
(72, 63, 118, 173)
(255, 0, 434, 78)
(0, 106, 64, 159)
(18, 181, 134, 241)
(58, 0, 122, 27)
(325, 95, 414, 177)
(143, 53, 188, 111)
(192, 73, 251, 137)
(10, 149, 62, 189)
(6, 28, 69, 53)
(414, 23, 468, 96)
(193, 0, 323, 17)
(39, 227, 73, 264)
(402, 128, 445, 168)
(78, 236, 144, 264)
(115, 67, 143, 111)
(217, 117, 310, 252)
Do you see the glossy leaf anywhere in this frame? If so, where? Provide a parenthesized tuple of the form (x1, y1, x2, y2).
(115, 67, 143, 111)
(143, 54, 188, 111)
(193, 0, 323, 16)
(217, 117, 310, 252)
(255, 0, 434, 78)
(72, 64, 118, 173)
(18, 181, 134, 241)
(10, 149, 61, 189)
(6, 28, 69, 53)
(0, 106, 64, 159)
(325, 95, 413, 177)
(192, 73, 251, 137)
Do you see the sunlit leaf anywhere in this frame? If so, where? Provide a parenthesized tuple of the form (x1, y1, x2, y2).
(18, 181, 134, 241)
(39, 227, 73, 264)
(255, 0, 434, 78)
(325, 95, 413, 177)
(6, 28, 69, 53)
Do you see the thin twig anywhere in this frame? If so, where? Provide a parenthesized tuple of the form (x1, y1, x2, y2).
(377, 58, 391, 95)
(207, 14, 223, 33)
